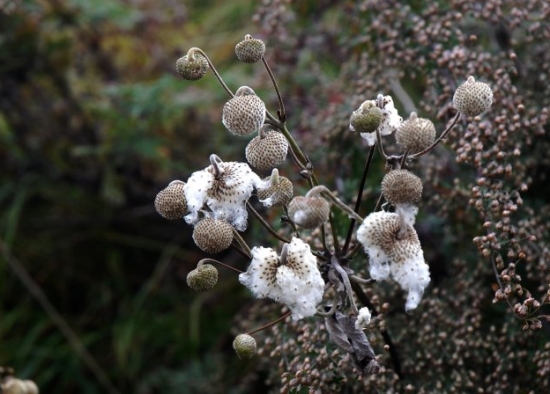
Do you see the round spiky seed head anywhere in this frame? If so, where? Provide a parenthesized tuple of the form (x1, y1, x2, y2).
(453, 76, 493, 116)
(192, 217, 234, 254)
(187, 263, 218, 292)
(287, 196, 330, 229)
(233, 334, 257, 360)
(396, 112, 436, 153)
(235, 34, 266, 63)
(257, 175, 293, 207)
(155, 180, 188, 220)
(176, 52, 209, 81)
(381, 169, 423, 205)
(246, 129, 289, 170)
(222, 86, 266, 136)
(350, 100, 383, 133)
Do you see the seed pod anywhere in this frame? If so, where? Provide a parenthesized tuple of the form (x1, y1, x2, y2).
(349, 100, 383, 134)
(192, 217, 234, 254)
(396, 112, 436, 153)
(222, 86, 266, 136)
(235, 34, 266, 63)
(287, 196, 330, 229)
(246, 128, 288, 170)
(176, 51, 209, 81)
(257, 170, 293, 207)
(187, 263, 219, 292)
(233, 334, 257, 360)
(155, 180, 188, 220)
(381, 169, 423, 206)
(453, 76, 493, 116)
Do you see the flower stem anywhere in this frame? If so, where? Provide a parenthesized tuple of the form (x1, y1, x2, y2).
(198, 258, 243, 274)
(409, 112, 461, 159)
(247, 311, 292, 335)
(231, 228, 252, 259)
(188, 47, 234, 98)
(262, 56, 286, 122)
(247, 202, 290, 243)
(306, 186, 364, 223)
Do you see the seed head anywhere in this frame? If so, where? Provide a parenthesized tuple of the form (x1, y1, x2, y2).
(381, 169, 423, 206)
(192, 217, 234, 254)
(154, 180, 188, 220)
(350, 100, 383, 134)
(246, 128, 289, 170)
(233, 334, 257, 360)
(287, 196, 330, 229)
(187, 263, 219, 292)
(222, 86, 266, 136)
(396, 112, 436, 153)
(257, 169, 293, 207)
(453, 76, 493, 116)
(235, 34, 266, 63)
(176, 51, 209, 81)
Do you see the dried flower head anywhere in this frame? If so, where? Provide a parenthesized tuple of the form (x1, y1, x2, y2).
(357, 211, 430, 311)
(256, 169, 293, 207)
(239, 237, 325, 319)
(287, 195, 330, 229)
(245, 127, 289, 170)
(192, 217, 234, 254)
(381, 169, 423, 206)
(175, 50, 209, 81)
(396, 112, 436, 153)
(183, 155, 261, 231)
(154, 180, 188, 220)
(235, 34, 266, 63)
(233, 334, 257, 360)
(355, 307, 372, 330)
(222, 86, 266, 136)
(378, 94, 403, 136)
(187, 262, 218, 292)
(350, 100, 383, 134)
(453, 76, 493, 116)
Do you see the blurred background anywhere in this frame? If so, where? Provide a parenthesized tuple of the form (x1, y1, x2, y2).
(1, 0, 550, 393)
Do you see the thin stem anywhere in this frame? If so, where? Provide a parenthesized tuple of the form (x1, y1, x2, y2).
(247, 311, 292, 335)
(375, 128, 388, 160)
(247, 201, 290, 243)
(409, 112, 461, 159)
(0, 238, 121, 394)
(306, 186, 364, 223)
(399, 148, 410, 169)
(315, 292, 339, 317)
(188, 47, 234, 98)
(262, 56, 286, 122)
(197, 258, 243, 274)
(231, 227, 252, 259)
(349, 275, 375, 285)
(343, 145, 376, 253)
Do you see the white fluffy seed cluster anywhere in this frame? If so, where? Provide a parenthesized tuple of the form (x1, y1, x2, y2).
(287, 196, 330, 229)
(184, 160, 261, 231)
(246, 129, 289, 170)
(396, 113, 436, 153)
(233, 334, 257, 359)
(222, 86, 266, 136)
(186, 263, 219, 292)
(235, 34, 266, 63)
(175, 53, 209, 81)
(192, 217, 234, 254)
(0, 378, 39, 394)
(257, 175, 293, 207)
(356, 211, 430, 311)
(453, 76, 493, 116)
(154, 180, 188, 220)
(239, 237, 325, 320)
(381, 169, 423, 206)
